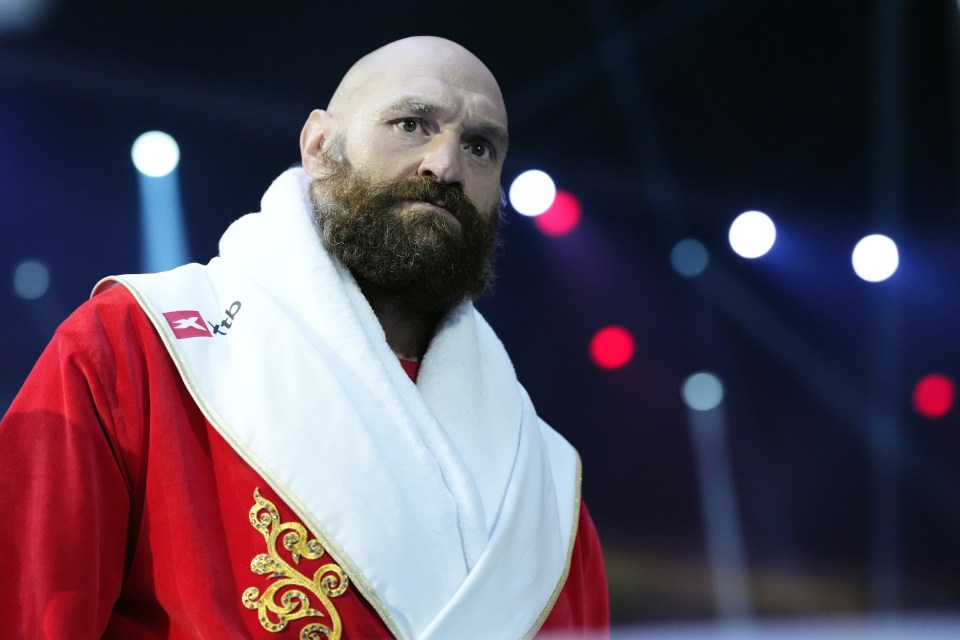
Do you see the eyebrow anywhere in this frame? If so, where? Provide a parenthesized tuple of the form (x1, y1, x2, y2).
(378, 98, 510, 150)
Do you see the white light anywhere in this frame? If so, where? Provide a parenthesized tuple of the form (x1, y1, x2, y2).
(508, 170, 556, 216)
(670, 238, 710, 277)
(131, 131, 180, 177)
(728, 210, 776, 259)
(852, 234, 899, 282)
(13, 259, 50, 300)
(682, 372, 725, 411)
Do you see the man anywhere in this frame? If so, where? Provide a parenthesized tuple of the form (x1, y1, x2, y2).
(0, 36, 608, 639)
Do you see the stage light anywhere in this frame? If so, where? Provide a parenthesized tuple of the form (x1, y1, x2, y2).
(132, 133, 188, 272)
(508, 170, 556, 216)
(0, 0, 54, 34)
(852, 234, 898, 282)
(682, 372, 725, 411)
(13, 259, 50, 300)
(533, 190, 581, 236)
(589, 325, 635, 370)
(670, 238, 710, 277)
(913, 374, 954, 419)
(131, 131, 180, 177)
(728, 210, 776, 259)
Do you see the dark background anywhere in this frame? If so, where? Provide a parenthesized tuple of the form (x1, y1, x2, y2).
(2, 0, 958, 626)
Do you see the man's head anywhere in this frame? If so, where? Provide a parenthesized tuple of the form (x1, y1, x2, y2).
(300, 36, 509, 315)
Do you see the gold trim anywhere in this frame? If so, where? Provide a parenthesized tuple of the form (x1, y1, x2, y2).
(243, 488, 348, 638)
(103, 277, 408, 640)
(522, 454, 583, 640)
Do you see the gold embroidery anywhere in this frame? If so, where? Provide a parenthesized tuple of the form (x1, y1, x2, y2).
(243, 488, 349, 639)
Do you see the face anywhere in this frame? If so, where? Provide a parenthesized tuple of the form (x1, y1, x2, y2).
(334, 72, 509, 225)
(301, 38, 510, 314)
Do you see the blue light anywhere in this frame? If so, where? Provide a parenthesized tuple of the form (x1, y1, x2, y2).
(671, 238, 710, 277)
(13, 259, 50, 300)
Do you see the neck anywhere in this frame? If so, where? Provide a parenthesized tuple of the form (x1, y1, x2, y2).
(359, 284, 444, 361)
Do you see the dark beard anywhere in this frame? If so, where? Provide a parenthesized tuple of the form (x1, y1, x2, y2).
(309, 157, 501, 317)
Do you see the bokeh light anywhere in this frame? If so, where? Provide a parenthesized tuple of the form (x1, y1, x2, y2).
(508, 169, 556, 216)
(852, 234, 899, 282)
(912, 374, 954, 419)
(670, 238, 710, 277)
(682, 372, 725, 411)
(533, 190, 581, 236)
(728, 210, 776, 259)
(131, 131, 180, 177)
(13, 259, 50, 300)
(589, 326, 635, 370)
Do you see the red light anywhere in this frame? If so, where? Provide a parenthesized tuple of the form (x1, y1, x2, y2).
(589, 325, 635, 370)
(534, 190, 581, 236)
(912, 374, 954, 419)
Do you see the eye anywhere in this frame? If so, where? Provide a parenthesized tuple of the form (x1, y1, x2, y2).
(466, 140, 494, 160)
(397, 118, 424, 134)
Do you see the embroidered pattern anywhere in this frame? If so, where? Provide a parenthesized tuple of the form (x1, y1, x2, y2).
(242, 488, 349, 639)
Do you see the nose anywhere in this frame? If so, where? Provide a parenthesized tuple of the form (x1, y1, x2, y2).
(417, 133, 463, 186)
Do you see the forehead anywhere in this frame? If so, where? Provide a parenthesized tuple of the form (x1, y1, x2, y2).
(371, 75, 506, 125)
(358, 72, 505, 125)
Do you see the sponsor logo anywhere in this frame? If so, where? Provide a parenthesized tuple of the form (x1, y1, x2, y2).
(162, 300, 243, 339)
(163, 310, 213, 339)
(209, 301, 242, 335)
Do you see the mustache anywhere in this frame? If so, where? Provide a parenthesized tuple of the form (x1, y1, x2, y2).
(379, 177, 477, 223)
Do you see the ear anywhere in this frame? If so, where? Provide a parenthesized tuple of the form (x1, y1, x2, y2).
(300, 109, 338, 178)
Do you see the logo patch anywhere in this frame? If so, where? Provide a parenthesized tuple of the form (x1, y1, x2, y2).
(163, 310, 213, 339)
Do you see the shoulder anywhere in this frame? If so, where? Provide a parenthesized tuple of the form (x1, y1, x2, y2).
(41, 283, 179, 397)
(49, 284, 160, 367)
(62, 282, 151, 339)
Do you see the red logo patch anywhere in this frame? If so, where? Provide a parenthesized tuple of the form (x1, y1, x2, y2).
(163, 310, 212, 339)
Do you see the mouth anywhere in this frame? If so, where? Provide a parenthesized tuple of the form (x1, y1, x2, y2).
(406, 200, 459, 224)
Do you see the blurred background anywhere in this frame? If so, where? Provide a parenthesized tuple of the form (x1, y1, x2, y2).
(2, 0, 959, 636)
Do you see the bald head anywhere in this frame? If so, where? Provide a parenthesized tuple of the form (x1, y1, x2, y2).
(327, 36, 506, 124)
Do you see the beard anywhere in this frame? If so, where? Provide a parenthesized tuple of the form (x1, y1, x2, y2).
(309, 151, 502, 317)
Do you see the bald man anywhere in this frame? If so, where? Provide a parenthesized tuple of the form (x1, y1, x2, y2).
(0, 37, 609, 639)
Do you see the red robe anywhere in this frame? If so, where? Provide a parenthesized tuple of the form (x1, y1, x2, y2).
(1, 285, 609, 639)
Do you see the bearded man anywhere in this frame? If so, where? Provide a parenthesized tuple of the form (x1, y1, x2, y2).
(0, 36, 609, 639)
